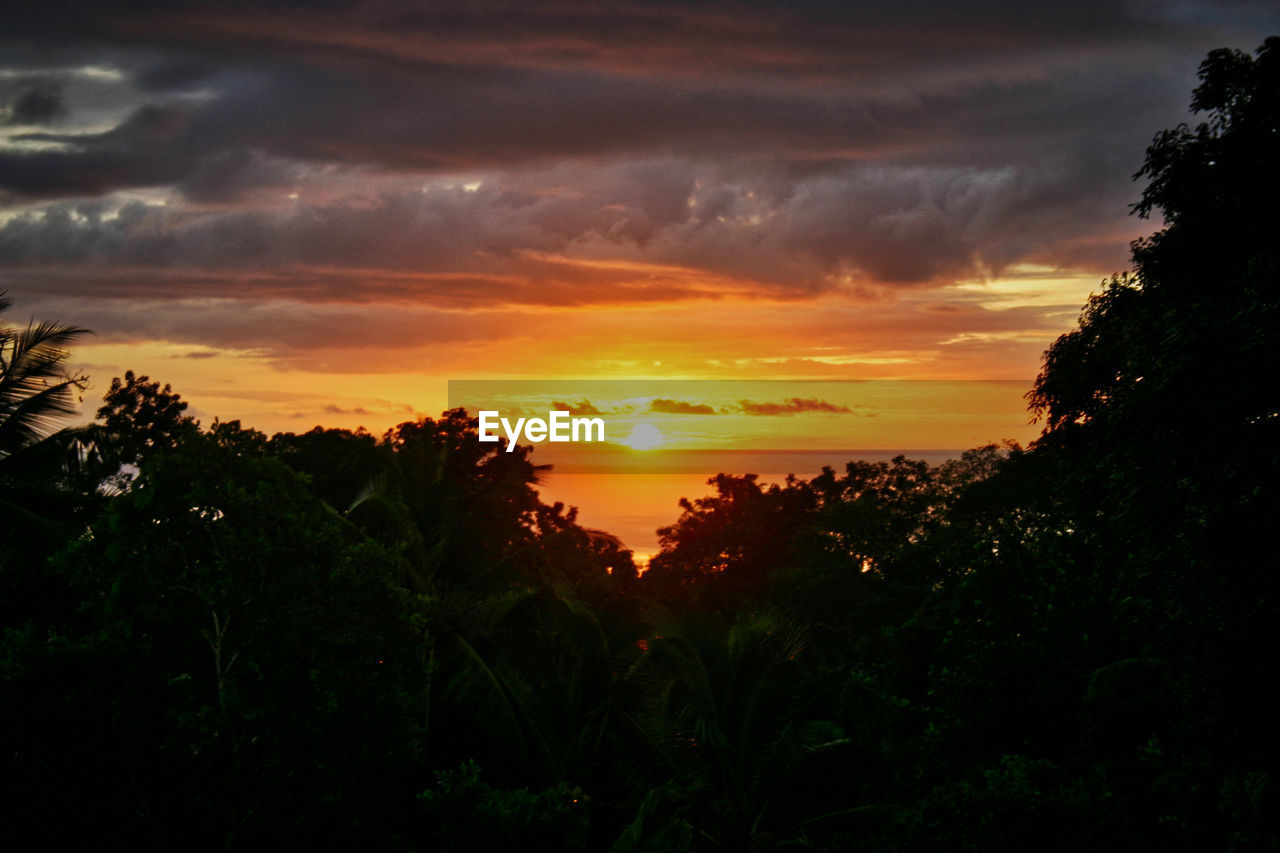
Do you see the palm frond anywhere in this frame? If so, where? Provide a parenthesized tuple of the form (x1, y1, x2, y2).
(0, 310, 91, 458)
(445, 633, 562, 784)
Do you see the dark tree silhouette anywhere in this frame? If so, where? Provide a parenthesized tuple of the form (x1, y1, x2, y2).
(0, 294, 95, 622)
(0, 292, 89, 461)
(95, 370, 200, 472)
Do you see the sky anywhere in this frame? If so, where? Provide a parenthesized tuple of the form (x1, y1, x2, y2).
(3, 1, 1278, 548)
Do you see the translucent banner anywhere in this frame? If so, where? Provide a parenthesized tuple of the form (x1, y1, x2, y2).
(448, 379, 1034, 475)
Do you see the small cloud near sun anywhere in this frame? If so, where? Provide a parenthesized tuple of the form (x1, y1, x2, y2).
(739, 397, 853, 416)
(649, 398, 716, 415)
(553, 398, 605, 416)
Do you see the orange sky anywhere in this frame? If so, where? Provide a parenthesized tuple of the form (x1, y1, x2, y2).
(64, 264, 1099, 437)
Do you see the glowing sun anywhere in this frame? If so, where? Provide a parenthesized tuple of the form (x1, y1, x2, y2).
(623, 422, 664, 450)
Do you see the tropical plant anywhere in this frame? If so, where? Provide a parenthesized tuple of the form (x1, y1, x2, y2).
(0, 291, 89, 461)
(619, 614, 856, 850)
(0, 293, 95, 614)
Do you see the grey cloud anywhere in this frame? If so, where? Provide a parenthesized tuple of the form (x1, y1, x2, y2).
(0, 58, 1180, 202)
(3, 76, 67, 125)
(0, 105, 197, 199)
(3, 1, 1258, 83)
(0, 155, 1143, 306)
(1, 0, 1263, 204)
(1, 0, 1276, 319)
(176, 148, 309, 203)
(11, 294, 535, 359)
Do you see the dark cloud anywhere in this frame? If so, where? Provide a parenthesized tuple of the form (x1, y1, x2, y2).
(176, 148, 308, 204)
(0, 105, 197, 199)
(15, 293, 534, 361)
(0, 154, 1141, 308)
(552, 399, 605, 416)
(649, 398, 716, 415)
(0, 57, 1177, 204)
(3, 76, 67, 125)
(1, 0, 1277, 333)
(739, 397, 854, 416)
(2, 1, 1263, 198)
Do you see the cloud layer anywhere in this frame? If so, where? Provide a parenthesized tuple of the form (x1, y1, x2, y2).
(2, 0, 1277, 392)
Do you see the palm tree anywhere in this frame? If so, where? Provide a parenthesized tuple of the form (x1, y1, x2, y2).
(0, 291, 90, 461)
(618, 615, 854, 850)
(438, 585, 622, 788)
(1, 293, 92, 593)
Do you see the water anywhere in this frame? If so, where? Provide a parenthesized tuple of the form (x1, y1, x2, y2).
(535, 448, 964, 558)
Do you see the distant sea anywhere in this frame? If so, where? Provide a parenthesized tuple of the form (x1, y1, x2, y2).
(535, 448, 965, 559)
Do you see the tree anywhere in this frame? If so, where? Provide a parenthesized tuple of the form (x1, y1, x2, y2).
(94, 370, 199, 476)
(1019, 37, 1280, 847)
(3, 428, 429, 849)
(1030, 37, 1280, 443)
(644, 473, 818, 611)
(0, 293, 94, 619)
(0, 291, 89, 462)
(617, 614, 856, 850)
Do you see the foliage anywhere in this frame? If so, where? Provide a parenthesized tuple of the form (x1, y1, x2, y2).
(0, 291, 89, 460)
(0, 293, 96, 623)
(5, 429, 430, 848)
(418, 761, 588, 852)
(95, 369, 200, 474)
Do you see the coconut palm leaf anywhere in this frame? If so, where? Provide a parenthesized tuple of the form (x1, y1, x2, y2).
(0, 297, 91, 459)
(444, 632, 563, 785)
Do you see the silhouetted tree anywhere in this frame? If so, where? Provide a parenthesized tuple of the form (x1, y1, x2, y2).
(4, 428, 428, 849)
(94, 370, 199, 478)
(1011, 37, 1280, 848)
(0, 291, 89, 461)
(0, 293, 94, 622)
(644, 473, 818, 611)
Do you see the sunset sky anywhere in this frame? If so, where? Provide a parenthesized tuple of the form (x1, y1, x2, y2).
(4, 1, 1278, 550)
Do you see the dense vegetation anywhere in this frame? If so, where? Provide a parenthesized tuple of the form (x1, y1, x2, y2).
(3, 39, 1278, 850)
